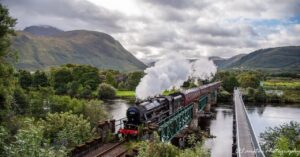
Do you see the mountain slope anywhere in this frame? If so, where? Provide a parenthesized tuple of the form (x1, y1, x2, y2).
(221, 46, 300, 71)
(12, 26, 147, 71)
(23, 25, 63, 36)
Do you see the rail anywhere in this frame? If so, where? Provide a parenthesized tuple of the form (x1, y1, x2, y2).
(96, 140, 126, 157)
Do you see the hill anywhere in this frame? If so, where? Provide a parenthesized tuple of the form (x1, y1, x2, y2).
(212, 46, 300, 72)
(23, 25, 63, 36)
(12, 26, 147, 71)
(210, 54, 247, 68)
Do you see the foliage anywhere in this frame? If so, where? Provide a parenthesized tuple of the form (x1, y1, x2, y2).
(0, 4, 17, 123)
(0, 3, 17, 61)
(19, 70, 32, 89)
(137, 140, 180, 157)
(105, 72, 117, 87)
(237, 72, 260, 88)
(98, 83, 116, 99)
(51, 67, 73, 95)
(13, 87, 29, 114)
(6, 118, 67, 157)
(0, 126, 10, 156)
(178, 142, 210, 157)
(32, 70, 49, 88)
(42, 112, 95, 149)
(49, 95, 84, 114)
(272, 136, 300, 157)
(78, 85, 93, 99)
(126, 71, 144, 90)
(72, 65, 100, 90)
(137, 140, 209, 157)
(260, 121, 300, 156)
(254, 87, 266, 102)
(223, 75, 239, 92)
(217, 88, 231, 102)
(82, 100, 108, 126)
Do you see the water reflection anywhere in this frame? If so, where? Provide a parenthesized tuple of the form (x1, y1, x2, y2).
(204, 105, 233, 157)
(102, 99, 300, 157)
(102, 99, 132, 120)
(246, 104, 300, 138)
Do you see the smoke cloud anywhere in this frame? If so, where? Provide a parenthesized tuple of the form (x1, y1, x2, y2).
(135, 54, 217, 99)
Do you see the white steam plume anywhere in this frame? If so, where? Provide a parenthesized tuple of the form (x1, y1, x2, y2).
(135, 54, 217, 99)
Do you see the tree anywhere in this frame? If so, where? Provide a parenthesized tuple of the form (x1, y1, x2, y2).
(49, 95, 84, 114)
(13, 87, 29, 114)
(98, 83, 116, 99)
(72, 65, 100, 90)
(237, 72, 260, 88)
(245, 87, 255, 102)
(51, 67, 73, 94)
(105, 72, 117, 87)
(33, 70, 49, 88)
(0, 4, 17, 123)
(67, 81, 81, 98)
(79, 86, 93, 99)
(19, 70, 32, 89)
(0, 4, 17, 61)
(118, 81, 126, 90)
(223, 75, 239, 92)
(126, 71, 143, 90)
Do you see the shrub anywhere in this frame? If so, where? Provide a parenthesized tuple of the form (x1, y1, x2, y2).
(98, 83, 116, 99)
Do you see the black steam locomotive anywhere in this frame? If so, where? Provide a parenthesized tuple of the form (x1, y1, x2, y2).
(118, 82, 221, 136)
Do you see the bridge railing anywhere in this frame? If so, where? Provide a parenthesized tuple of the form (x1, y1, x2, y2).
(236, 89, 265, 157)
(158, 104, 193, 142)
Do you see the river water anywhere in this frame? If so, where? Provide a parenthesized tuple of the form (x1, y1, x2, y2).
(103, 100, 300, 157)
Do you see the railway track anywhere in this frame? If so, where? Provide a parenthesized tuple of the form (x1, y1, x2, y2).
(96, 140, 127, 157)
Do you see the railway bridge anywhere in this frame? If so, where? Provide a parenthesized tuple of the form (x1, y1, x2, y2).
(158, 83, 219, 142)
(72, 84, 266, 157)
(233, 89, 265, 157)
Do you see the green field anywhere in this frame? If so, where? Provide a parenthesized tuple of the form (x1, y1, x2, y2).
(262, 79, 300, 103)
(116, 90, 136, 98)
(262, 80, 300, 90)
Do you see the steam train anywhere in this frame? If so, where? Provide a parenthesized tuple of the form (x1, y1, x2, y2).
(118, 82, 221, 136)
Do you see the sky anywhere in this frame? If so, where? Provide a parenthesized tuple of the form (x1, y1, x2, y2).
(1, 0, 300, 61)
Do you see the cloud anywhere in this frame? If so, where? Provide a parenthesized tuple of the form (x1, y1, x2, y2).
(2, 0, 125, 32)
(2, 0, 300, 60)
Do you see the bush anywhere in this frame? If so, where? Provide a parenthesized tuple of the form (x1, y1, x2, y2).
(98, 83, 116, 99)
(83, 100, 108, 126)
(42, 112, 95, 149)
(260, 121, 300, 156)
(217, 88, 231, 102)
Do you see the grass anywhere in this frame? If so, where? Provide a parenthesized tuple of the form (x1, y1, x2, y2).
(262, 78, 300, 103)
(262, 80, 300, 90)
(116, 90, 136, 98)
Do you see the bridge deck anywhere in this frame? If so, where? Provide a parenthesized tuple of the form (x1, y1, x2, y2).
(234, 89, 256, 157)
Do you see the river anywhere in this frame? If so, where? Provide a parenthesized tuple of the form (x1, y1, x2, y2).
(103, 100, 300, 157)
